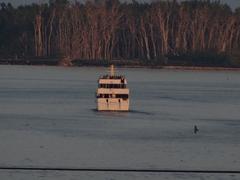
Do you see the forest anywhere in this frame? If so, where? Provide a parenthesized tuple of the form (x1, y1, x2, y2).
(0, 0, 240, 67)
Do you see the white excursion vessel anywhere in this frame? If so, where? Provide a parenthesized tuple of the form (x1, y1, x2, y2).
(96, 65, 130, 111)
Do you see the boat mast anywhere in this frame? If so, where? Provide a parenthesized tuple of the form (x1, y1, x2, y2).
(110, 64, 115, 76)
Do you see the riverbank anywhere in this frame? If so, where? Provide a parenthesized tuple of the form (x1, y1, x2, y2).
(0, 57, 59, 66)
(1, 58, 240, 71)
(161, 66, 240, 71)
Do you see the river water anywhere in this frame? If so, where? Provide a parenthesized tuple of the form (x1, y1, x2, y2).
(0, 65, 240, 179)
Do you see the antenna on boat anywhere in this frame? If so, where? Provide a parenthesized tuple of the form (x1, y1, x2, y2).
(110, 64, 115, 76)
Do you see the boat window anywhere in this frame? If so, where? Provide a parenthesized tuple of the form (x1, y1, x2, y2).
(116, 94, 129, 99)
(99, 84, 126, 88)
(97, 94, 128, 99)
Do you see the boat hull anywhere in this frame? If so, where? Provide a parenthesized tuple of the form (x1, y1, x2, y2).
(97, 98, 129, 111)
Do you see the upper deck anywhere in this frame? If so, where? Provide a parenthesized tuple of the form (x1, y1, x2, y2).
(98, 75, 127, 85)
(100, 75, 125, 79)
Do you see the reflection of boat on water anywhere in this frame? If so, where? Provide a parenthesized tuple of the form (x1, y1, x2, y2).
(96, 65, 130, 111)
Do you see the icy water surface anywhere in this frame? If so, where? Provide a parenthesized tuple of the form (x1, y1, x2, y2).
(0, 65, 240, 179)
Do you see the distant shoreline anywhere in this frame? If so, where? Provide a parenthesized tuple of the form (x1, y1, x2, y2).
(160, 66, 240, 71)
(0, 58, 240, 71)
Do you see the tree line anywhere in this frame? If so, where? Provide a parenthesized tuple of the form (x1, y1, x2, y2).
(0, 0, 240, 66)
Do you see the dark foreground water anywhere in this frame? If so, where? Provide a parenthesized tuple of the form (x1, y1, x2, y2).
(0, 65, 240, 179)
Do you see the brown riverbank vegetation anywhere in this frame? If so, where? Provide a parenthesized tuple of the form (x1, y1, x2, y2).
(0, 0, 240, 67)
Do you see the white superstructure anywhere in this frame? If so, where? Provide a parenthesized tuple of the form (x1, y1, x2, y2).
(96, 65, 129, 111)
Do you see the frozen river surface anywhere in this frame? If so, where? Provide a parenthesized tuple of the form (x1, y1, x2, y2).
(0, 65, 240, 179)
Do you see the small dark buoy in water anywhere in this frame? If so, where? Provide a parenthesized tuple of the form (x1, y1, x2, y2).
(194, 125, 199, 134)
